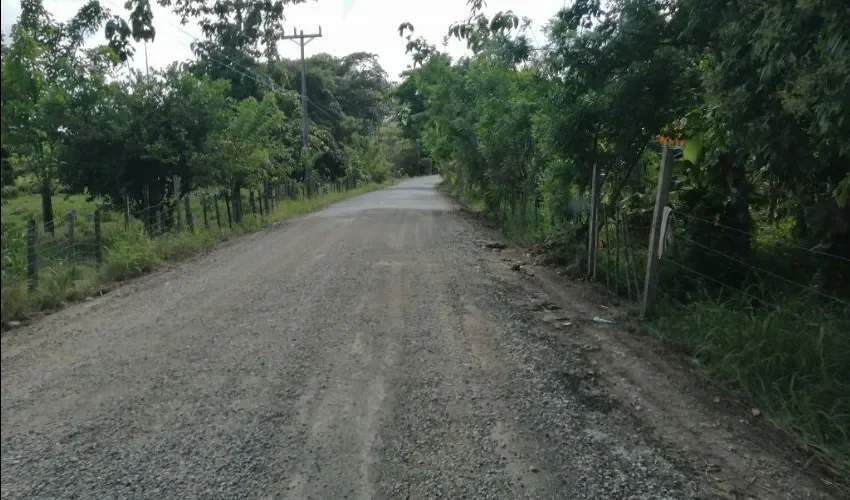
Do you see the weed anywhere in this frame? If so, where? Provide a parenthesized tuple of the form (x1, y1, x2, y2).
(652, 292, 850, 475)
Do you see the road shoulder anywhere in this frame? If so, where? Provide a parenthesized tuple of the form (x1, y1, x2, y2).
(460, 213, 841, 499)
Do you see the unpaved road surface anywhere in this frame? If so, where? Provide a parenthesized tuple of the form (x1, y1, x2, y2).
(1, 177, 834, 499)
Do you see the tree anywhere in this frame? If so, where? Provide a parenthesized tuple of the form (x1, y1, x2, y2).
(1, 0, 111, 234)
(198, 92, 285, 222)
(106, 1, 307, 99)
(396, 0, 849, 288)
(676, 0, 850, 276)
(60, 67, 232, 230)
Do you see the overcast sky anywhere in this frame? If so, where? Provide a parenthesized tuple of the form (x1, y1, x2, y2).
(1, 0, 565, 80)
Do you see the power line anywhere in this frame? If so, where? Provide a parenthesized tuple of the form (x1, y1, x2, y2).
(660, 257, 789, 312)
(102, 0, 344, 144)
(303, 95, 340, 122)
(101, 0, 284, 94)
(146, 11, 333, 177)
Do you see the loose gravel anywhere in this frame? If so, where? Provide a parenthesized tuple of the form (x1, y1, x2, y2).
(1, 177, 833, 499)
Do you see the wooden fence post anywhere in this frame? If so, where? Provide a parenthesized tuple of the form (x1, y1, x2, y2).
(202, 196, 210, 230)
(184, 194, 194, 232)
(641, 146, 674, 319)
(27, 219, 38, 291)
(124, 193, 131, 230)
(93, 209, 103, 264)
(249, 190, 257, 215)
(65, 210, 76, 259)
(587, 162, 600, 280)
(173, 176, 183, 232)
(143, 185, 151, 236)
(214, 195, 222, 232)
(224, 193, 233, 229)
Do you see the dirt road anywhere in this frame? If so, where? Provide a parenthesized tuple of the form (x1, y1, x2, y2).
(1, 177, 833, 499)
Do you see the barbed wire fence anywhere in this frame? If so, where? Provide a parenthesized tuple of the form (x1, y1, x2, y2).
(2, 175, 367, 305)
(585, 145, 850, 315)
(581, 145, 850, 468)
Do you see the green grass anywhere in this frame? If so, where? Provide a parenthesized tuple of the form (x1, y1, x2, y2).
(441, 181, 548, 246)
(1, 192, 102, 227)
(591, 223, 850, 479)
(440, 178, 850, 480)
(650, 293, 850, 478)
(1, 182, 389, 324)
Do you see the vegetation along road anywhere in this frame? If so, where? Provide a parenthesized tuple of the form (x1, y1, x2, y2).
(0, 177, 835, 499)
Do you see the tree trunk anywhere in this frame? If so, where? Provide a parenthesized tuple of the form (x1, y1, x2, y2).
(41, 181, 55, 236)
(816, 204, 850, 291)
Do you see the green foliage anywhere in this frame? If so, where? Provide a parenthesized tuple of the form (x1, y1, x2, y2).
(103, 0, 306, 61)
(59, 67, 233, 209)
(1, 0, 404, 325)
(1, 0, 117, 231)
(344, 134, 392, 184)
(395, 0, 850, 474)
(198, 91, 287, 187)
(654, 294, 850, 473)
(379, 123, 421, 177)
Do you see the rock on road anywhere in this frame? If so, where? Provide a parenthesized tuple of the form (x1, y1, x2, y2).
(1, 177, 731, 498)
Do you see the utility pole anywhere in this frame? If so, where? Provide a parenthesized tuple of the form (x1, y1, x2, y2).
(283, 27, 323, 192)
(641, 146, 674, 319)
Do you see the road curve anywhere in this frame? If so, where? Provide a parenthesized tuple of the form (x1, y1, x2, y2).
(3, 176, 699, 499)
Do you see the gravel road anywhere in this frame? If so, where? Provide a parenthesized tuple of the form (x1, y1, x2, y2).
(0, 177, 828, 499)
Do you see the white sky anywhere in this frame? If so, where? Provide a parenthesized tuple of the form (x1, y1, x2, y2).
(1, 0, 565, 81)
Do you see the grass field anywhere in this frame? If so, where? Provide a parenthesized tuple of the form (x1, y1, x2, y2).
(1, 182, 390, 324)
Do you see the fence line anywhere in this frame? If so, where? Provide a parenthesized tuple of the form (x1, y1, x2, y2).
(3, 179, 366, 298)
(581, 146, 848, 318)
(674, 234, 850, 306)
(675, 211, 850, 263)
(660, 257, 783, 312)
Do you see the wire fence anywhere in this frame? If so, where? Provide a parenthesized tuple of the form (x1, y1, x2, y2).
(582, 146, 850, 316)
(1, 177, 365, 307)
(592, 207, 850, 311)
(579, 146, 850, 471)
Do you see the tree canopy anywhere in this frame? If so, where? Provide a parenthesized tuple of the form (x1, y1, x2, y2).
(394, 0, 850, 286)
(1, 0, 416, 233)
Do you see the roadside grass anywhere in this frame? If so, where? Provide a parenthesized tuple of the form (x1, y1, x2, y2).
(651, 293, 850, 477)
(440, 178, 850, 480)
(440, 182, 546, 246)
(1, 182, 389, 324)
